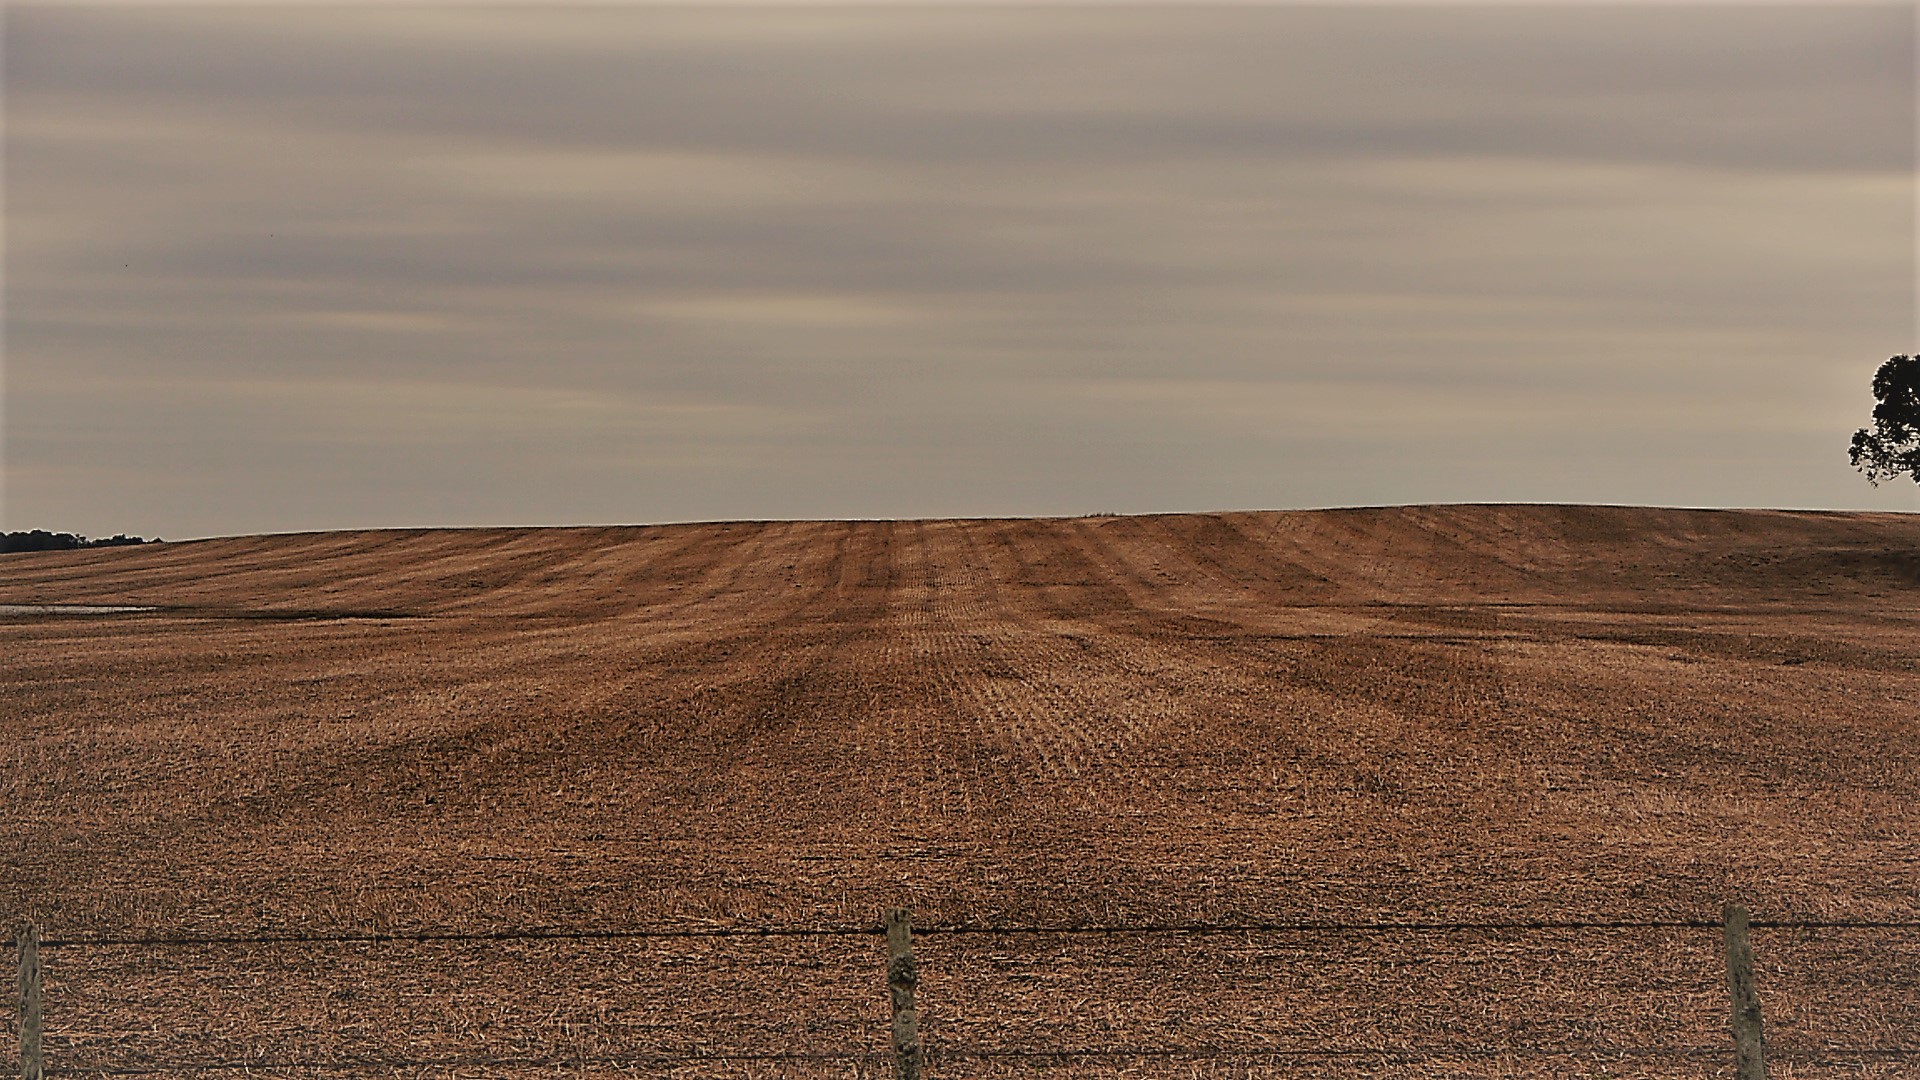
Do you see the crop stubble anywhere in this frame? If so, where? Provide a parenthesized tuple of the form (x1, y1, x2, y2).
(2, 506, 1917, 1076)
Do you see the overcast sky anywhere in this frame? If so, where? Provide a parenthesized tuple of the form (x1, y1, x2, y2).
(5, 3, 1915, 539)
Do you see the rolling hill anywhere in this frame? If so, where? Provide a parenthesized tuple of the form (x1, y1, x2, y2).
(3, 505, 1916, 1076)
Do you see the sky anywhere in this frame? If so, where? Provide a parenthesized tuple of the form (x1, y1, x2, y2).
(4, 3, 1916, 539)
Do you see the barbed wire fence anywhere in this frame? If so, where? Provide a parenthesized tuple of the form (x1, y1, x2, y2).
(12, 905, 1920, 1079)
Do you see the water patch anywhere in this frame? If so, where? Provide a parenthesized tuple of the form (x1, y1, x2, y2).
(0, 604, 157, 616)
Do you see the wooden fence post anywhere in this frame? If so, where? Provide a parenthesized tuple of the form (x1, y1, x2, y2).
(1723, 903, 1765, 1080)
(884, 908, 922, 1080)
(17, 924, 41, 1080)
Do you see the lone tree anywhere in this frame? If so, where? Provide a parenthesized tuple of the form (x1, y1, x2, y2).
(1851, 355, 1920, 485)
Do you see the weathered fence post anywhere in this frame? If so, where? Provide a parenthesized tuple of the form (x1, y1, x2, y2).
(1723, 903, 1765, 1080)
(884, 908, 922, 1080)
(17, 924, 42, 1080)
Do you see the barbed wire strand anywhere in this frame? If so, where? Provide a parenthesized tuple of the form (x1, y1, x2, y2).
(36, 918, 1920, 950)
(927, 1045, 1920, 1060)
(37, 1045, 1920, 1076)
(923, 918, 1920, 934)
(41, 1049, 881, 1076)
(38, 926, 883, 949)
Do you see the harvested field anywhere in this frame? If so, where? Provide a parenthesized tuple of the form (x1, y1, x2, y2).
(3, 504, 1918, 1077)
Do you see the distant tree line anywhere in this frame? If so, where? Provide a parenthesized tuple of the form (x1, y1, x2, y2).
(1, 530, 159, 554)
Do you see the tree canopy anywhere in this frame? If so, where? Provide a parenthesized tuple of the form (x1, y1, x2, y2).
(1850, 355, 1920, 486)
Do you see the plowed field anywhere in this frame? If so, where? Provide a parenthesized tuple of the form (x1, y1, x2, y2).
(3, 505, 1918, 1077)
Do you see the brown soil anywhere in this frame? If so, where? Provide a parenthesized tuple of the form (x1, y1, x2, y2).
(2, 504, 1917, 1077)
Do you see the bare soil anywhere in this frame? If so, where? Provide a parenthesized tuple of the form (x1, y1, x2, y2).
(3, 505, 1917, 1077)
